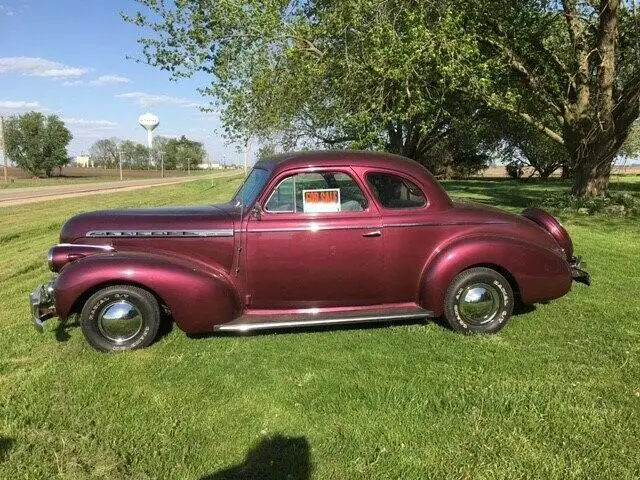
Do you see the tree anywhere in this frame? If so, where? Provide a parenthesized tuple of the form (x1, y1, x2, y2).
(4, 111, 72, 177)
(463, 0, 640, 196)
(620, 122, 640, 159)
(125, 0, 489, 175)
(487, 112, 569, 178)
(152, 136, 171, 167)
(89, 138, 121, 168)
(163, 136, 205, 170)
(256, 144, 277, 162)
(119, 140, 150, 169)
(127, 1, 639, 195)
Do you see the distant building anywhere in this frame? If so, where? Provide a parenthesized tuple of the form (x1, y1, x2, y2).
(74, 154, 93, 168)
(198, 163, 223, 169)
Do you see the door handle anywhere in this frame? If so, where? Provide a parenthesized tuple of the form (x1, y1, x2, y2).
(362, 230, 382, 238)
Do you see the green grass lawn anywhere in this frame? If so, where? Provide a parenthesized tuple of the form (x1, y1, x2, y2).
(1, 176, 639, 479)
(0, 170, 214, 189)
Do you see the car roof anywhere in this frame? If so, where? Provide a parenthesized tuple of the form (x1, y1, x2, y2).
(254, 150, 427, 177)
(253, 150, 452, 210)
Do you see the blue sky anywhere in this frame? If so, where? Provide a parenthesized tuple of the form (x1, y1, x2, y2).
(0, 0, 246, 164)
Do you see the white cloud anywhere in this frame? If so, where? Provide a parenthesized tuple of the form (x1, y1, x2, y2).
(0, 57, 90, 78)
(115, 91, 202, 108)
(62, 80, 84, 87)
(0, 100, 41, 109)
(62, 118, 121, 142)
(88, 75, 131, 86)
(0, 4, 16, 16)
(62, 118, 119, 128)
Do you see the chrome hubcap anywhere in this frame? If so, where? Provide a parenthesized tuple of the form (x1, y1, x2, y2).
(458, 283, 501, 326)
(97, 300, 143, 343)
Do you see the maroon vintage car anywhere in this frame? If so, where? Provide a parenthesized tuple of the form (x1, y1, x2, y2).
(30, 151, 590, 351)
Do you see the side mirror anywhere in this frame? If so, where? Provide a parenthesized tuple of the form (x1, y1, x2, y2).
(251, 204, 262, 220)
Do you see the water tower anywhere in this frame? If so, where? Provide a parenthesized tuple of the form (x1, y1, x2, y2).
(138, 113, 159, 150)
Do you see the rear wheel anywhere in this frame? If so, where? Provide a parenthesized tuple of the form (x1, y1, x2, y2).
(80, 285, 161, 352)
(443, 267, 514, 334)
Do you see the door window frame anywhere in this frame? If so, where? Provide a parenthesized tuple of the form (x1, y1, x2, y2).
(258, 167, 378, 217)
(364, 170, 429, 211)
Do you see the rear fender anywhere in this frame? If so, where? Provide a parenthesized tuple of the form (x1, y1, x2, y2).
(54, 252, 240, 334)
(420, 236, 572, 315)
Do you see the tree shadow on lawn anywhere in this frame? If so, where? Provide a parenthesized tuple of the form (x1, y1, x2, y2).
(200, 434, 312, 480)
(443, 178, 570, 210)
(0, 437, 14, 462)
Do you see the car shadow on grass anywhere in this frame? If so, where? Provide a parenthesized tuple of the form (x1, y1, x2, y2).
(54, 316, 80, 343)
(0, 436, 14, 462)
(200, 434, 312, 480)
(53, 309, 174, 343)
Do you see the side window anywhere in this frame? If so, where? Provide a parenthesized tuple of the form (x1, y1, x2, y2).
(366, 172, 426, 209)
(265, 171, 368, 213)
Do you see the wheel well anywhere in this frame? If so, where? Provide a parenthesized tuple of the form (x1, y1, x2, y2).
(465, 263, 521, 300)
(69, 280, 169, 318)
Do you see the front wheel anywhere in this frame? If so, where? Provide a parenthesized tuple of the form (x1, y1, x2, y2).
(80, 285, 161, 352)
(443, 267, 514, 334)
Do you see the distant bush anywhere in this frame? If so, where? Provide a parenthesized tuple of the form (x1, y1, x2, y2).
(540, 192, 640, 216)
(505, 160, 525, 179)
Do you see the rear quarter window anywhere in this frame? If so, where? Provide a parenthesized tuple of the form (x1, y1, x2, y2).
(366, 172, 426, 209)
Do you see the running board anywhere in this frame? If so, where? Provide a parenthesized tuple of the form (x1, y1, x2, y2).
(215, 307, 434, 332)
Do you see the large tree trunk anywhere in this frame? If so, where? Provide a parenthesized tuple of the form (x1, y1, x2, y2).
(560, 163, 572, 180)
(571, 161, 612, 197)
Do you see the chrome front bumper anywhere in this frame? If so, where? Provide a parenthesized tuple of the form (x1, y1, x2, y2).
(570, 256, 591, 286)
(30, 279, 57, 332)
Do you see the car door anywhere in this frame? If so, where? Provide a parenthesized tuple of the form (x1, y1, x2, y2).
(245, 169, 385, 310)
(364, 170, 434, 303)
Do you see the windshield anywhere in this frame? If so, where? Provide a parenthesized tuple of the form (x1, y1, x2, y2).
(233, 167, 270, 207)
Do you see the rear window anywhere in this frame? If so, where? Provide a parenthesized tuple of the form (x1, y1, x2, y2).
(366, 172, 426, 209)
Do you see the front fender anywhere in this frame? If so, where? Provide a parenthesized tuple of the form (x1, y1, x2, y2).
(54, 251, 240, 334)
(420, 235, 572, 315)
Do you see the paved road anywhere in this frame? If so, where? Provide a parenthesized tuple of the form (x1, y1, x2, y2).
(0, 171, 242, 208)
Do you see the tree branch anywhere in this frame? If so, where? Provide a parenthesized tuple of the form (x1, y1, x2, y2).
(518, 112, 565, 145)
(483, 37, 565, 116)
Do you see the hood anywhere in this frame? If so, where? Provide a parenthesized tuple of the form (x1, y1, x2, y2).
(60, 202, 241, 243)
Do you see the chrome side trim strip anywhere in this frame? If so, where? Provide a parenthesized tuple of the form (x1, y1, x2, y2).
(215, 311, 432, 332)
(55, 243, 115, 250)
(247, 221, 507, 234)
(86, 229, 234, 238)
(248, 225, 379, 233)
(384, 221, 507, 228)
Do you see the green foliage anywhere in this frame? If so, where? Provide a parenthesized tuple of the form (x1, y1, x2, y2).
(620, 122, 640, 159)
(256, 143, 277, 161)
(460, 0, 640, 195)
(540, 191, 640, 217)
(506, 160, 526, 179)
(126, 0, 640, 195)
(162, 135, 205, 170)
(125, 0, 491, 173)
(89, 138, 121, 168)
(119, 140, 151, 169)
(4, 111, 72, 177)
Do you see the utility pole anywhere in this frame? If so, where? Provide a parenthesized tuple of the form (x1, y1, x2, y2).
(244, 137, 251, 176)
(118, 145, 123, 181)
(160, 152, 164, 178)
(0, 116, 7, 183)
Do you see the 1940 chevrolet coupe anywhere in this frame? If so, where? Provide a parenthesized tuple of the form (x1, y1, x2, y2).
(30, 151, 590, 351)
